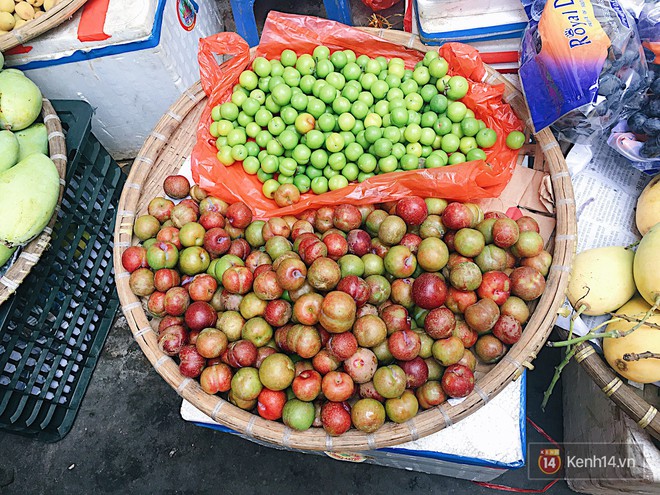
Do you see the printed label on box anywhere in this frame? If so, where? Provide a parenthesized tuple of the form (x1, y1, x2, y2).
(177, 0, 198, 31)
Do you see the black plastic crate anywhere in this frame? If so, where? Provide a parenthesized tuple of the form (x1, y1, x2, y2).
(0, 100, 126, 442)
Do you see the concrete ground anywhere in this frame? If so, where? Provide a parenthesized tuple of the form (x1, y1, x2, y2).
(0, 1, 575, 493)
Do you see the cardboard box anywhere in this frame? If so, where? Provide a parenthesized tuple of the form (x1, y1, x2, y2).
(6, 0, 222, 159)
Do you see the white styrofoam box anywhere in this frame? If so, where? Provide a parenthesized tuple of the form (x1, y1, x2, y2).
(413, 0, 528, 44)
(6, 0, 222, 159)
(404, 0, 521, 73)
(181, 373, 527, 482)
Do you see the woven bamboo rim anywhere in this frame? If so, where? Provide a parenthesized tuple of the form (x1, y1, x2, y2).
(113, 28, 577, 451)
(0, 0, 88, 52)
(0, 99, 67, 305)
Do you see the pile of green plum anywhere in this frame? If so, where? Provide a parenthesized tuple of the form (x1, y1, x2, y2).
(209, 46, 525, 203)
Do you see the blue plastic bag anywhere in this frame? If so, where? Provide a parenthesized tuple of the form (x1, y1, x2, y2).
(637, 1, 660, 62)
(519, 0, 647, 144)
(604, 2, 660, 173)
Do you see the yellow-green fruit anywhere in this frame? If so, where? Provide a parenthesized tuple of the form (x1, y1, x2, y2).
(0, 153, 59, 246)
(633, 223, 660, 306)
(15, 2, 34, 21)
(636, 174, 660, 236)
(2, 69, 25, 77)
(0, 10, 14, 30)
(0, 70, 43, 131)
(0, 130, 19, 172)
(0, 243, 16, 268)
(12, 16, 27, 30)
(0, 0, 15, 13)
(567, 246, 636, 316)
(603, 296, 660, 383)
(15, 123, 47, 160)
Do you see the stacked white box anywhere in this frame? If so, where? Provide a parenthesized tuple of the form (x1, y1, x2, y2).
(6, 0, 222, 159)
(413, 0, 528, 44)
(403, 0, 523, 73)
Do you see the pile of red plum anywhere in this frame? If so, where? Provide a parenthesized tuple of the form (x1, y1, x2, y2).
(122, 175, 550, 435)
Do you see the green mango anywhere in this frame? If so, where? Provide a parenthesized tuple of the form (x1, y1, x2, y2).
(0, 51, 4, 71)
(0, 130, 19, 172)
(0, 244, 17, 269)
(1, 69, 25, 77)
(0, 71, 43, 131)
(15, 123, 48, 161)
(0, 153, 59, 246)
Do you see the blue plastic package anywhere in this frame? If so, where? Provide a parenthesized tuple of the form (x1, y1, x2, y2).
(637, 0, 660, 62)
(519, 0, 647, 144)
(605, 2, 660, 173)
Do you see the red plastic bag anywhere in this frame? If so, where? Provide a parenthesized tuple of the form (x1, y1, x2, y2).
(362, 0, 400, 12)
(192, 12, 522, 219)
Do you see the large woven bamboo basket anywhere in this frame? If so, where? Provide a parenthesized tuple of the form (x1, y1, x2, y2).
(0, 98, 67, 305)
(0, 0, 88, 52)
(113, 28, 577, 451)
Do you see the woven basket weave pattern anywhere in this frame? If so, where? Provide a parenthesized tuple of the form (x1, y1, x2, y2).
(113, 29, 577, 451)
(0, 0, 88, 52)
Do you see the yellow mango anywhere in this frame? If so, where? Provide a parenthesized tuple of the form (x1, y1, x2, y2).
(604, 296, 660, 383)
(636, 174, 660, 236)
(567, 246, 636, 316)
(634, 223, 660, 307)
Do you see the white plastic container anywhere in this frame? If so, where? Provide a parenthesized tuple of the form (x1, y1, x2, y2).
(413, 0, 528, 44)
(181, 373, 527, 482)
(5, 0, 222, 159)
(404, 0, 522, 73)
